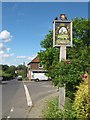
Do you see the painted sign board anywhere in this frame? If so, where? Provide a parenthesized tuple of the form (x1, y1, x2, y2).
(53, 20, 72, 47)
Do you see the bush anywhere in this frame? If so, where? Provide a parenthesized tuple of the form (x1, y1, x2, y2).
(72, 78, 89, 119)
(43, 97, 76, 119)
(17, 71, 26, 80)
(2, 72, 13, 80)
(51, 60, 84, 100)
(43, 97, 60, 119)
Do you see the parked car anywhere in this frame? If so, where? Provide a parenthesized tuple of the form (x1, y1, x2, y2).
(17, 75, 22, 81)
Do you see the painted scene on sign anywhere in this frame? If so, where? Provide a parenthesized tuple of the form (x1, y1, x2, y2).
(54, 21, 72, 46)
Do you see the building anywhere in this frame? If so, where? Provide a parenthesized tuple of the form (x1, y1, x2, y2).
(27, 56, 46, 80)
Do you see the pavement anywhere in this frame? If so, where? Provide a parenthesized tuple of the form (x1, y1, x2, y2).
(27, 91, 59, 118)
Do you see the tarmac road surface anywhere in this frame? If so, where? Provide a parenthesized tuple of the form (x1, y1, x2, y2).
(2, 79, 57, 119)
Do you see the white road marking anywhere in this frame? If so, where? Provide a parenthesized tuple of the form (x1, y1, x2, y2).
(23, 84, 33, 107)
(6, 107, 14, 119)
(10, 107, 14, 112)
(7, 116, 10, 119)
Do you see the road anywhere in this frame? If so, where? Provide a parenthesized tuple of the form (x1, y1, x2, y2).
(26, 81, 57, 104)
(2, 79, 28, 118)
(2, 79, 57, 119)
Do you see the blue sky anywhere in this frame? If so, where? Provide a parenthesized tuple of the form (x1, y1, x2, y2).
(0, 2, 88, 66)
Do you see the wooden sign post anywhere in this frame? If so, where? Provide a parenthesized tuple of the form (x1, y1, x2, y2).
(60, 44, 66, 62)
(53, 14, 72, 109)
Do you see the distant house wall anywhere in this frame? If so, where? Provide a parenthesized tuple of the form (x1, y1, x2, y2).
(31, 63, 38, 70)
(27, 56, 43, 80)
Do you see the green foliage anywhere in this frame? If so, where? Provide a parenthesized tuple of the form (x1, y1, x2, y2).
(2, 72, 13, 80)
(67, 46, 90, 74)
(39, 17, 90, 119)
(43, 86, 89, 119)
(38, 30, 59, 76)
(73, 18, 90, 47)
(17, 64, 24, 70)
(0, 70, 2, 76)
(40, 31, 53, 49)
(2, 64, 9, 71)
(6, 65, 16, 78)
(1, 64, 16, 80)
(0, 64, 27, 80)
(38, 18, 90, 100)
(72, 78, 89, 119)
(43, 97, 59, 119)
(17, 71, 25, 79)
(16, 64, 27, 79)
(38, 47, 59, 73)
(51, 60, 84, 99)
(43, 97, 76, 119)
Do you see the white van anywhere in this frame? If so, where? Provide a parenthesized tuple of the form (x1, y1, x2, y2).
(31, 71, 49, 81)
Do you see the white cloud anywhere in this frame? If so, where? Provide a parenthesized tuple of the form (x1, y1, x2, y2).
(16, 55, 36, 66)
(7, 48, 11, 52)
(27, 54, 36, 61)
(0, 30, 12, 42)
(0, 52, 14, 64)
(27, 56, 36, 60)
(2, 53, 14, 58)
(0, 50, 4, 55)
(0, 43, 6, 51)
(0, 42, 14, 59)
(0, 31, 14, 64)
(16, 56, 27, 59)
(0, 43, 10, 52)
(16, 54, 36, 60)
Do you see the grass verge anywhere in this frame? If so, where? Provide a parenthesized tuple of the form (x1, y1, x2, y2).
(43, 97, 76, 120)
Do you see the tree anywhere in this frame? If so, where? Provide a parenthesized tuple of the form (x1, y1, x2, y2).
(73, 18, 90, 47)
(38, 18, 90, 99)
(17, 64, 24, 70)
(6, 65, 16, 78)
(38, 31, 59, 77)
(39, 18, 90, 74)
(17, 64, 27, 79)
(1, 65, 16, 80)
(2, 64, 9, 71)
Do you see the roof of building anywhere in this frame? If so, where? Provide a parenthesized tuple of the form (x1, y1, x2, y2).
(27, 56, 40, 65)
